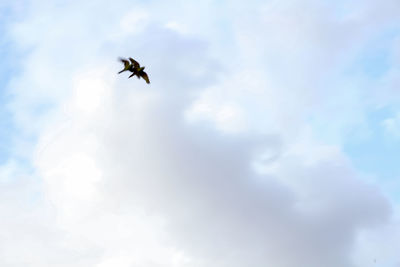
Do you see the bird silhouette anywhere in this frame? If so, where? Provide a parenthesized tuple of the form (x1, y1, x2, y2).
(118, 57, 150, 84)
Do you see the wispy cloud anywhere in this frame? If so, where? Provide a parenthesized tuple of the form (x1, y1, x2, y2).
(383, 112, 400, 138)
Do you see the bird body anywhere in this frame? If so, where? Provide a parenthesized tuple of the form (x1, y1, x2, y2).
(118, 57, 150, 84)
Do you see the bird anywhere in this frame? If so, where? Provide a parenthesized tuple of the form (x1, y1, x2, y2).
(118, 57, 150, 84)
(118, 58, 133, 74)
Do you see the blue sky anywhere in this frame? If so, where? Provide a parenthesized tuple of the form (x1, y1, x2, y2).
(0, 7, 13, 163)
(1, 1, 400, 267)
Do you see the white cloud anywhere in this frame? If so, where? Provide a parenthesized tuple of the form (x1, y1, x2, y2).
(2, 0, 400, 266)
(382, 112, 400, 138)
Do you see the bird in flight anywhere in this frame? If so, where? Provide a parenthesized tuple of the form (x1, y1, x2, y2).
(118, 57, 150, 84)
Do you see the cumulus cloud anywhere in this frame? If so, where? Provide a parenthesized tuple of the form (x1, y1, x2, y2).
(2, 0, 400, 266)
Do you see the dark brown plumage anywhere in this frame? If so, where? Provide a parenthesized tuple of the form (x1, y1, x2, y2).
(118, 57, 150, 84)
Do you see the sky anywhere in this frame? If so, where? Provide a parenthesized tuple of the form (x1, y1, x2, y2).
(1, 0, 400, 266)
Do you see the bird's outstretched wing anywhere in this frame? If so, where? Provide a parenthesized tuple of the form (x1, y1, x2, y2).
(129, 58, 140, 68)
(118, 58, 133, 74)
(119, 58, 130, 68)
(140, 72, 150, 84)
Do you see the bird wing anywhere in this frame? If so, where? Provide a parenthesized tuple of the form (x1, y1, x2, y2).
(119, 58, 130, 68)
(140, 72, 150, 84)
(129, 58, 140, 68)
